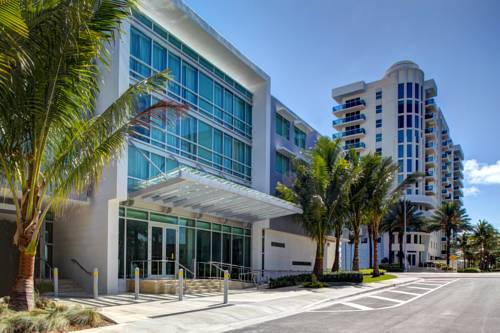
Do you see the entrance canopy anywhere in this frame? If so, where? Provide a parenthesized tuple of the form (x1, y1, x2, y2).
(129, 166, 302, 223)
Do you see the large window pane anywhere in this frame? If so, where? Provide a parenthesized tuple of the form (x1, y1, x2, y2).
(118, 219, 124, 278)
(199, 72, 213, 102)
(244, 237, 251, 267)
(126, 220, 148, 277)
(179, 227, 195, 271)
(130, 28, 151, 76)
(198, 121, 212, 149)
(128, 146, 149, 180)
(232, 235, 244, 266)
(152, 42, 167, 71)
(197, 229, 211, 269)
(222, 233, 231, 264)
(212, 232, 221, 262)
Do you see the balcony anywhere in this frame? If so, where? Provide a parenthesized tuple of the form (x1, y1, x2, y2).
(332, 114, 366, 129)
(454, 189, 464, 197)
(425, 155, 435, 166)
(425, 185, 435, 194)
(332, 127, 366, 139)
(425, 98, 437, 111)
(343, 142, 366, 151)
(425, 170, 435, 177)
(425, 127, 436, 139)
(332, 99, 366, 116)
(425, 142, 436, 152)
(442, 129, 449, 139)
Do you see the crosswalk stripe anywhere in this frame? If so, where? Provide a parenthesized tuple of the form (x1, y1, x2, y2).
(367, 295, 405, 303)
(341, 302, 373, 310)
(405, 286, 433, 290)
(386, 290, 420, 296)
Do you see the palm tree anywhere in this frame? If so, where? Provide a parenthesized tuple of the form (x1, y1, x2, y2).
(363, 155, 421, 276)
(381, 200, 425, 267)
(277, 137, 351, 276)
(470, 220, 498, 271)
(428, 201, 471, 266)
(455, 232, 472, 268)
(0, 1, 186, 311)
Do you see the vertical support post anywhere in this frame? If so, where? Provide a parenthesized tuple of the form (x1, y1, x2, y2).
(53, 267, 59, 298)
(223, 270, 229, 304)
(193, 258, 197, 279)
(178, 268, 184, 301)
(134, 267, 140, 300)
(93, 268, 98, 298)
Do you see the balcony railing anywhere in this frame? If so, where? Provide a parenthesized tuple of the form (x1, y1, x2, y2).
(332, 128, 366, 139)
(332, 114, 366, 126)
(425, 156, 434, 163)
(332, 99, 366, 112)
(425, 185, 434, 191)
(425, 142, 435, 148)
(426, 171, 434, 177)
(343, 142, 366, 150)
(425, 98, 436, 107)
(425, 128, 435, 134)
(425, 113, 435, 120)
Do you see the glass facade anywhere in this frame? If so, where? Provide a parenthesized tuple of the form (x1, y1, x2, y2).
(129, 12, 253, 185)
(118, 206, 251, 279)
(294, 127, 306, 149)
(275, 113, 290, 139)
(275, 152, 290, 175)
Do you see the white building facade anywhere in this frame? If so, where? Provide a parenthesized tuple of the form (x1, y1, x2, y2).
(332, 61, 464, 268)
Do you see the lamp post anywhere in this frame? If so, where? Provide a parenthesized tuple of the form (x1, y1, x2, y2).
(403, 196, 407, 272)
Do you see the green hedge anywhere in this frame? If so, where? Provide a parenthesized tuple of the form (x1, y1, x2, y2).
(268, 272, 363, 289)
(457, 267, 481, 273)
(268, 274, 311, 289)
(321, 272, 363, 283)
(359, 269, 386, 276)
(379, 264, 404, 272)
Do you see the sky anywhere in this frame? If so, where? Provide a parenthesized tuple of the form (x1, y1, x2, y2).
(184, 0, 500, 229)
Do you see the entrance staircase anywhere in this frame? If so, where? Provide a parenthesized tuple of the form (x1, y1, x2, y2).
(128, 278, 223, 295)
(39, 278, 90, 298)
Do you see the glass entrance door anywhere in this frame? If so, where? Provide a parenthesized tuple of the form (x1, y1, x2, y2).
(149, 224, 178, 278)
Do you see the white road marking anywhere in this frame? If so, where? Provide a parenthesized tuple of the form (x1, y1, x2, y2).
(308, 279, 459, 313)
(385, 290, 420, 296)
(405, 286, 434, 290)
(341, 302, 373, 310)
(367, 295, 405, 303)
(413, 282, 444, 286)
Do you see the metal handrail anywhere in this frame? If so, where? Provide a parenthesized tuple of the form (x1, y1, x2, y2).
(35, 257, 53, 281)
(129, 259, 195, 279)
(70, 258, 92, 276)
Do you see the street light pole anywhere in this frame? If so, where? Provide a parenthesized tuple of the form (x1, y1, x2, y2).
(403, 195, 407, 272)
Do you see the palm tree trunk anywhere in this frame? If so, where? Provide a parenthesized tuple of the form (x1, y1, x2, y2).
(9, 251, 36, 311)
(368, 225, 373, 269)
(313, 241, 324, 276)
(398, 232, 404, 269)
(332, 227, 341, 272)
(373, 229, 380, 277)
(352, 228, 360, 271)
(388, 230, 393, 264)
(446, 229, 451, 267)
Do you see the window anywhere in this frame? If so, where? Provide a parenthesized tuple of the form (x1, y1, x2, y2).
(415, 115, 420, 129)
(294, 127, 306, 149)
(376, 148, 382, 155)
(415, 83, 420, 99)
(407, 234, 411, 244)
(406, 129, 413, 143)
(376, 90, 382, 99)
(275, 113, 290, 140)
(398, 145, 404, 158)
(406, 100, 412, 113)
(398, 159, 404, 172)
(415, 101, 419, 113)
(182, 62, 198, 105)
(152, 42, 167, 71)
(407, 82, 413, 98)
(407, 144, 413, 157)
(398, 115, 404, 128)
(398, 100, 404, 114)
(275, 152, 290, 175)
(398, 83, 404, 99)
(398, 174, 404, 184)
(416, 159, 419, 171)
(398, 130, 404, 143)
(407, 159, 412, 172)
(376, 119, 382, 128)
(130, 28, 152, 77)
(406, 114, 412, 127)
(376, 105, 382, 114)
(376, 133, 382, 142)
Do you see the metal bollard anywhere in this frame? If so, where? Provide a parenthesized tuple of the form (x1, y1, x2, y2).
(93, 268, 98, 298)
(53, 267, 59, 298)
(223, 270, 229, 304)
(178, 269, 184, 301)
(134, 267, 140, 300)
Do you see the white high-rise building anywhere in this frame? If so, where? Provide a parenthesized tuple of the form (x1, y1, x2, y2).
(332, 61, 464, 268)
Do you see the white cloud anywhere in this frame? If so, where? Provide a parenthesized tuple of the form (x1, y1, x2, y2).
(464, 159, 500, 185)
(463, 186, 480, 197)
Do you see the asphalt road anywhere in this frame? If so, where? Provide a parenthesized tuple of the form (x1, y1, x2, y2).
(230, 278, 500, 333)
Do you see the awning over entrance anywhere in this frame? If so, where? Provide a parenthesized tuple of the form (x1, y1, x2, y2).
(129, 166, 302, 223)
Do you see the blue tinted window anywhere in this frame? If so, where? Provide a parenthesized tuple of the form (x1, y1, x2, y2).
(376, 133, 382, 142)
(415, 83, 420, 99)
(398, 101, 404, 114)
(376, 90, 382, 99)
(152, 42, 167, 71)
(406, 115, 412, 127)
(398, 160, 404, 172)
(398, 83, 404, 99)
(376, 148, 382, 155)
(398, 130, 404, 143)
(407, 82, 413, 98)
(407, 144, 413, 157)
(415, 115, 420, 129)
(407, 100, 412, 113)
(376, 105, 382, 114)
(406, 129, 413, 143)
(398, 145, 404, 158)
(398, 115, 404, 128)
(376, 119, 382, 128)
(407, 159, 412, 172)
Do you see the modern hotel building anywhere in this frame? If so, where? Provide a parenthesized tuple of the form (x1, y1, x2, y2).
(332, 61, 464, 268)
(0, 0, 334, 295)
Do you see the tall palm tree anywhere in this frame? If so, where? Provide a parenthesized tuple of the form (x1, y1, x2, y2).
(0, 0, 186, 311)
(277, 137, 351, 276)
(455, 232, 472, 268)
(364, 155, 421, 276)
(381, 200, 425, 267)
(428, 201, 471, 266)
(470, 220, 498, 271)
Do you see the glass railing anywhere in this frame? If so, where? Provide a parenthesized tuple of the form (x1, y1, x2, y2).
(343, 142, 366, 150)
(425, 113, 435, 119)
(332, 99, 366, 112)
(332, 128, 366, 139)
(425, 142, 435, 148)
(332, 114, 366, 126)
(425, 156, 434, 162)
(442, 129, 448, 135)
(425, 98, 436, 106)
(426, 171, 434, 177)
(425, 128, 435, 134)
(425, 186, 434, 191)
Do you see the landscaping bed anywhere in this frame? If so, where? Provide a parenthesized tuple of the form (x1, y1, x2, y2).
(268, 271, 365, 289)
(0, 295, 112, 333)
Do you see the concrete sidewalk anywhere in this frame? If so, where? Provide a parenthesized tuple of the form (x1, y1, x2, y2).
(78, 276, 418, 332)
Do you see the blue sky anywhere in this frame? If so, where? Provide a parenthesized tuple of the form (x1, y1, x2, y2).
(184, 0, 500, 229)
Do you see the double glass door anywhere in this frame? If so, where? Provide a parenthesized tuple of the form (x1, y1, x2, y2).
(149, 224, 178, 277)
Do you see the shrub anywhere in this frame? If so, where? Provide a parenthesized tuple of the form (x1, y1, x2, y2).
(320, 272, 363, 284)
(268, 274, 311, 289)
(359, 269, 386, 276)
(381, 257, 389, 264)
(64, 307, 106, 328)
(303, 274, 328, 288)
(379, 264, 404, 272)
(457, 267, 481, 273)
